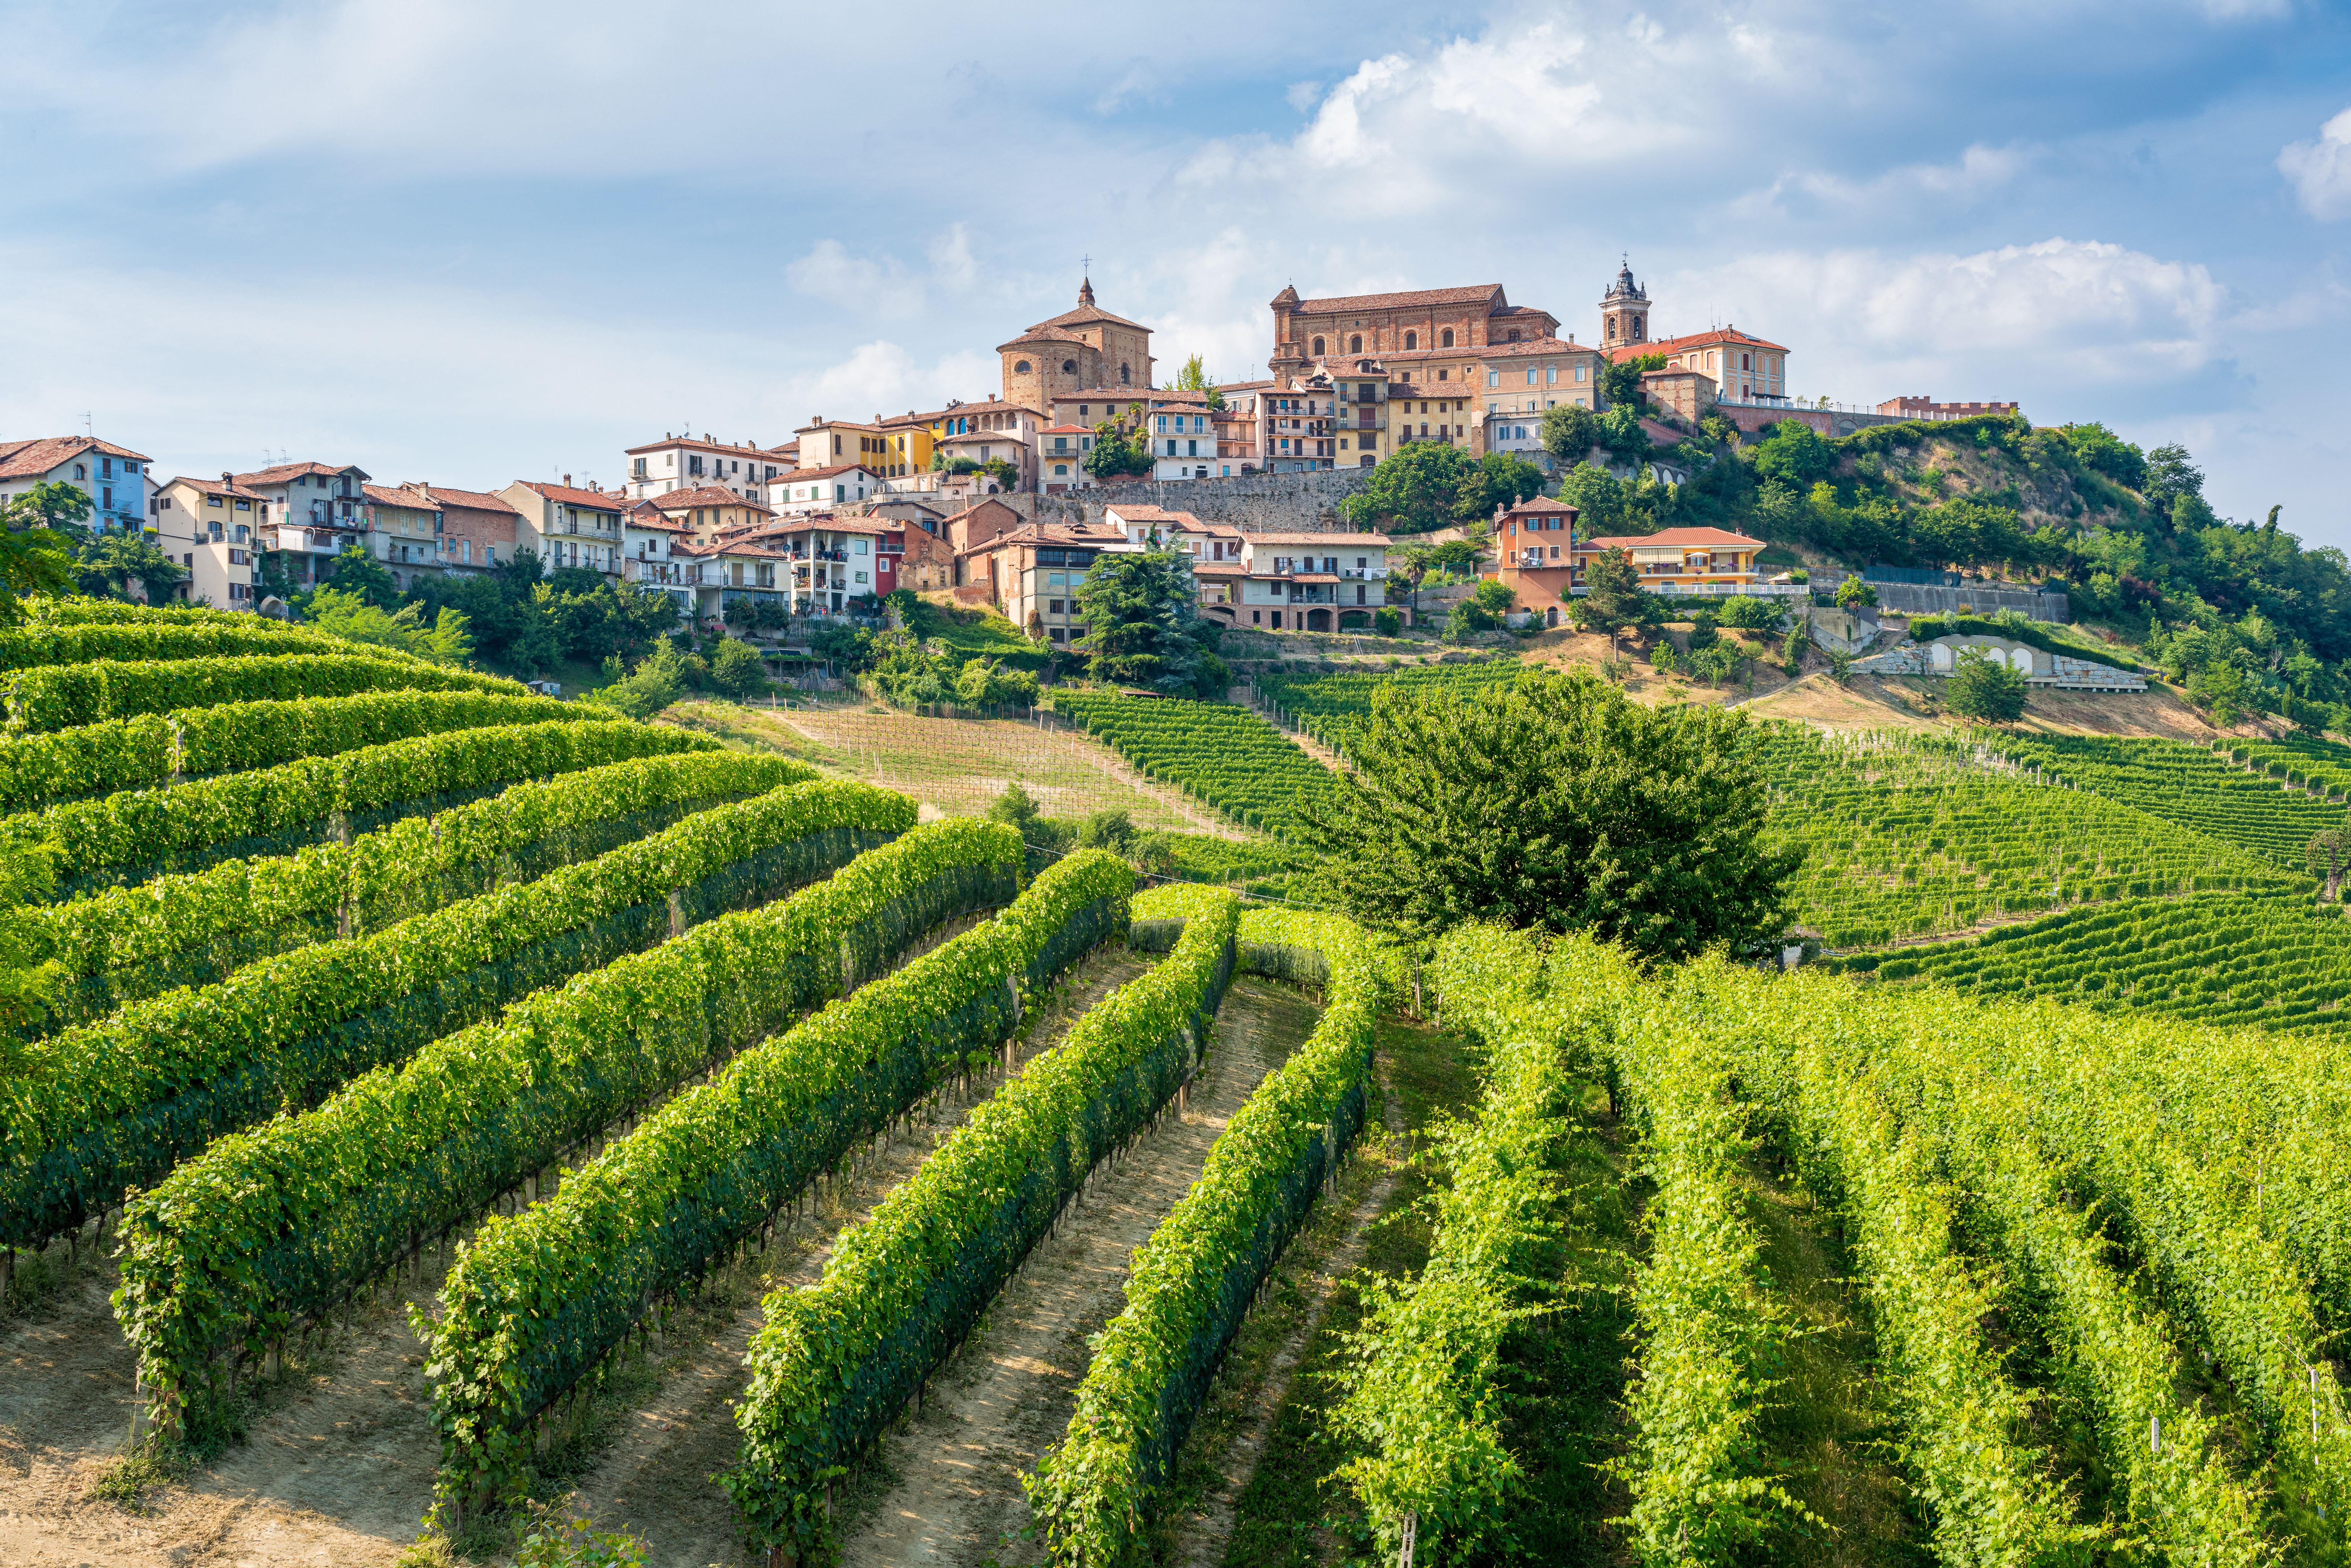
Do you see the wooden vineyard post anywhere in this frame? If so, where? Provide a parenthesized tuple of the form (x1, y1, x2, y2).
(1399, 1509, 1418, 1568)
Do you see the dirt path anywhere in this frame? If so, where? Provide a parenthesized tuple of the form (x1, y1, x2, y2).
(836, 978, 1320, 1568)
(0, 1219, 444, 1568)
(1163, 1044, 1408, 1568)
(550, 944, 1160, 1568)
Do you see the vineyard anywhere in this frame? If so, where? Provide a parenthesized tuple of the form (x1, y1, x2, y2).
(1052, 689, 1335, 835)
(0, 601, 1405, 1568)
(1387, 921, 2351, 1566)
(1754, 726, 2305, 947)
(1254, 660, 1523, 754)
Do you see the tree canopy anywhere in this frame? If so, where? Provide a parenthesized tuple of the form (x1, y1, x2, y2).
(1340, 443, 1478, 533)
(1073, 549, 1217, 695)
(1297, 668, 1799, 958)
(1947, 647, 2029, 724)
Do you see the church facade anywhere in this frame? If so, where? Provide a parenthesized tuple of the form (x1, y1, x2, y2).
(998, 280, 1155, 417)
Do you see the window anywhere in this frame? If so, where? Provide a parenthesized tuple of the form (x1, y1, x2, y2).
(854, 538, 867, 554)
(1547, 365, 1558, 384)
(1440, 328, 1454, 347)
(1311, 337, 1325, 355)
(1049, 598, 1065, 613)
(1156, 416, 1167, 432)
(1742, 353, 1753, 370)
(1062, 359, 1076, 373)
(855, 571, 867, 584)
(1576, 364, 1588, 381)
(1487, 370, 1499, 387)
(72, 464, 85, 480)
(1349, 334, 1362, 352)
(1120, 362, 1130, 383)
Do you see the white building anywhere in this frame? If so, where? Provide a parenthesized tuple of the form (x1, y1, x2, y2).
(1198, 531, 1392, 633)
(623, 434, 782, 501)
(1038, 425, 1094, 493)
(767, 463, 881, 513)
(0, 437, 153, 535)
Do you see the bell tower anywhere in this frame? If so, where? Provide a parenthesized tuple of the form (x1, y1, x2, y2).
(1600, 257, 1649, 347)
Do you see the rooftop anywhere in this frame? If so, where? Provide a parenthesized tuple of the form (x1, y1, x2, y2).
(624, 434, 771, 456)
(0, 436, 154, 478)
(1580, 527, 1765, 551)
(648, 484, 775, 514)
(1284, 283, 1507, 316)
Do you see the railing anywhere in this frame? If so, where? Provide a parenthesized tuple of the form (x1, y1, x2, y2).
(1338, 567, 1389, 580)
(1563, 580, 1809, 599)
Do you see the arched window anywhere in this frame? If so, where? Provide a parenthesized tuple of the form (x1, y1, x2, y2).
(1062, 359, 1076, 373)
(1311, 336, 1325, 355)
(73, 464, 86, 480)
(1349, 334, 1362, 353)
(1608, 319, 1618, 340)
(1440, 328, 1454, 347)
(1404, 331, 1417, 350)
(1014, 359, 1031, 373)
(1120, 363, 1131, 384)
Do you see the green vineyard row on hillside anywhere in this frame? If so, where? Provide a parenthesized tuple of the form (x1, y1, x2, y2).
(1254, 660, 1522, 753)
(1842, 890, 2351, 1034)
(1050, 689, 1332, 835)
(1753, 726, 2303, 947)
(1985, 732, 2345, 868)
(2223, 731, 2351, 801)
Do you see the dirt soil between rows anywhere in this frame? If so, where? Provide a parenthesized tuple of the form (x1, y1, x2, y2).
(835, 977, 1320, 1568)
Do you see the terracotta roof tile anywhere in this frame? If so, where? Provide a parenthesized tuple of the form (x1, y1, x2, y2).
(168, 475, 269, 502)
(234, 461, 367, 486)
(361, 484, 435, 509)
(1030, 302, 1150, 332)
(414, 485, 522, 515)
(516, 481, 628, 510)
(0, 436, 154, 478)
(1479, 336, 1600, 359)
(622, 435, 773, 456)
(649, 484, 775, 514)
(1578, 527, 1764, 550)
(1247, 531, 1394, 547)
(1605, 327, 1789, 363)
(1290, 284, 1506, 316)
(998, 326, 1093, 352)
(778, 464, 880, 484)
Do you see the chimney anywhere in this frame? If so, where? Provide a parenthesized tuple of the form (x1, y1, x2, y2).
(220, 471, 233, 489)
(562, 473, 572, 487)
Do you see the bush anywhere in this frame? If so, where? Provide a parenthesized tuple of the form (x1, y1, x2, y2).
(710, 638, 768, 701)
(1717, 595, 1787, 633)
(1373, 606, 1402, 637)
(1948, 648, 2029, 724)
(953, 657, 1038, 709)
(1078, 809, 1135, 855)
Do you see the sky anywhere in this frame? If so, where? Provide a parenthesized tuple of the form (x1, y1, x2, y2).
(3, 0, 2349, 545)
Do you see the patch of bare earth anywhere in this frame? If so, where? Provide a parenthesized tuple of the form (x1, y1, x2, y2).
(0, 1227, 442, 1568)
(548, 944, 1161, 1568)
(835, 978, 1320, 1568)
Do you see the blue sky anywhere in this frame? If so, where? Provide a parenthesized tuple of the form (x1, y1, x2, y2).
(4, 0, 2348, 545)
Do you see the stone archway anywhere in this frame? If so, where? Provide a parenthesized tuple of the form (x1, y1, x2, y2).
(1307, 608, 1333, 631)
(1338, 609, 1371, 630)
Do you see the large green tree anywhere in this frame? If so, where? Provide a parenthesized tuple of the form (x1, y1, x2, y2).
(1341, 443, 1477, 533)
(1454, 451, 1547, 522)
(1297, 668, 1799, 957)
(0, 482, 86, 623)
(1947, 647, 2029, 723)
(1598, 352, 1664, 410)
(1084, 421, 1154, 481)
(1072, 549, 1209, 694)
(1569, 545, 1657, 644)
(74, 528, 187, 605)
(1540, 403, 1599, 469)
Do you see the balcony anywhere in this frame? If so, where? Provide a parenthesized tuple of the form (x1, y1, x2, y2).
(1338, 566, 1389, 580)
(268, 526, 356, 555)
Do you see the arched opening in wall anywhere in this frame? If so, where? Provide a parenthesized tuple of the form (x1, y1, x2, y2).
(1312, 337, 1325, 355)
(1441, 328, 1454, 347)
(1348, 335, 1361, 352)
(1359, 454, 1375, 467)
(1339, 609, 1371, 629)
(1404, 331, 1417, 349)
(1014, 360, 1031, 373)
(1307, 608, 1333, 632)
(1546, 605, 1560, 628)
(1062, 360, 1076, 373)
(1120, 363, 1130, 383)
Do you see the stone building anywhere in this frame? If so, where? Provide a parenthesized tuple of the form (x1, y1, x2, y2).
(997, 278, 1155, 417)
(1267, 283, 1559, 381)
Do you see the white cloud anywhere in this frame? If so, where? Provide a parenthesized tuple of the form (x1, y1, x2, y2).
(1744, 143, 2039, 216)
(785, 227, 982, 317)
(2280, 106, 2351, 220)
(1670, 238, 2228, 402)
(782, 342, 999, 427)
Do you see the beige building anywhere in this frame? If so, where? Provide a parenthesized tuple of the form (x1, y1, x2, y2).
(954, 520, 1134, 646)
(997, 278, 1155, 416)
(1475, 336, 1607, 462)
(498, 480, 628, 577)
(624, 434, 782, 501)
(1598, 261, 1791, 406)
(154, 475, 270, 610)
(361, 484, 449, 590)
(642, 483, 776, 544)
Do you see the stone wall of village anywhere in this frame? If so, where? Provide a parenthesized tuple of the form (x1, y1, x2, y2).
(1002, 469, 1375, 533)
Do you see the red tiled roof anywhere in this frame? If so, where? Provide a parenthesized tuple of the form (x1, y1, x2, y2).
(623, 434, 771, 456)
(414, 484, 522, 515)
(361, 483, 435, 509)
(1038, 424, 1092, 435)
(1290, 284, 1506, 316)
(234, 461, 367, 486)
(1578, 527, 1764, 551)
(998, 326, 1093, 352)
(1100, 504, 1202, 526)
(168, 475, 269, 502)
(954, 522, 1126, 558)
(0, 436, 154, 478)
(516, 481, 628, 510)
(1480, 335, 1599, 359)
(1247, 531, 1394, 547)
(649, 484, 775, 514)
(1030, 302, 1150, 333)
(1501, 498, 1577, 517)
(1604, 327, 1789, 363)
(776, 463, 880, 483)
